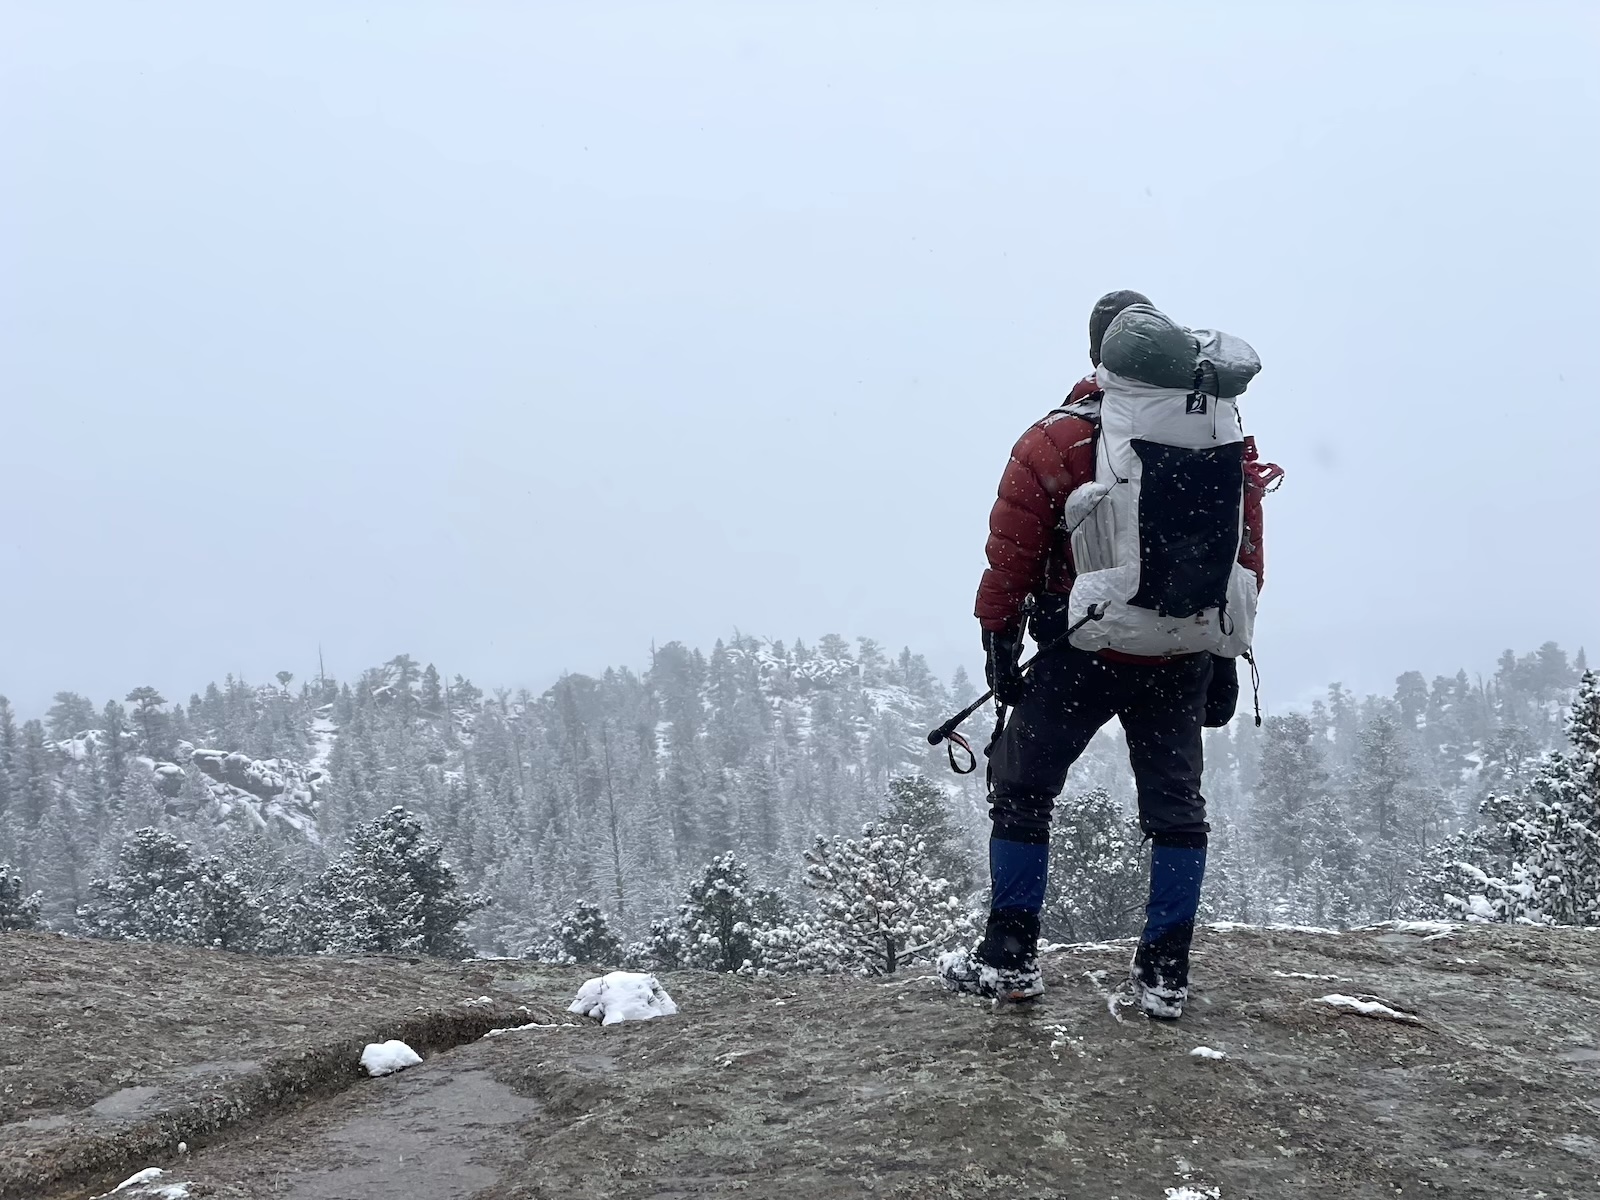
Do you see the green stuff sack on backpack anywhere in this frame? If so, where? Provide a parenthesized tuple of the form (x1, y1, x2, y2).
(1098, 304, 1261, 399)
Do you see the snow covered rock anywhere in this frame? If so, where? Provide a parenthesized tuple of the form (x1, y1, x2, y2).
(360, 1039, 423, 1076)
(102, 1167, 191, 1198)
(189, 747, 323, 838)
(150, 761, 187, 797)
(110, 1169, 165, 1192)
(1189, 1046, 1227, 1060)
(568, 971, 679, 1026)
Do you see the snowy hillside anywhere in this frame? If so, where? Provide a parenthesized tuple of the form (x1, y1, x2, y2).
(0, 636, 1588, 949)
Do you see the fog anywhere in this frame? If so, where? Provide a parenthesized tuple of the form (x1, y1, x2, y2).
(3, 2, 1596, 715)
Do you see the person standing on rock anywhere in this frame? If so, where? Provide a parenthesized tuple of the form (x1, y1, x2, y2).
(939, 290, 1280, 1018)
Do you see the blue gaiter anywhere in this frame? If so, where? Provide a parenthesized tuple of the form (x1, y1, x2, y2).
(1143, 844, 1207, 941)
(990, 836, 1050, 913)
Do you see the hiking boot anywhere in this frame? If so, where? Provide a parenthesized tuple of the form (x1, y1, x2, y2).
(1129, 966, 1186, 1019)
(978, 906, 1040, 969)
(938, 907, 1044, 1002)
(936, 946, 1045, 1002)
(1130, 922, 1193, 1020)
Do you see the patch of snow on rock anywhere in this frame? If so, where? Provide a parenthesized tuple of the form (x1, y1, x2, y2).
(1042, 939, 1133, 953)
(481, 1022, 583, 1038)
(1383, 919, 1457, 935)
(111, 1169, 166, 1192)
(187, 746, 323, 841)
(1166, 1188, 1221, 1200)
(1311, 994, 1421, 1023)
(308, 714, 338, 772)
(1189, 1046, 1227, 1060)
(360, 1039, 423, 1076)
(568, 971, 679, 1026)
(102, 1168, 192, 1198)
(53, 728, 109, 762)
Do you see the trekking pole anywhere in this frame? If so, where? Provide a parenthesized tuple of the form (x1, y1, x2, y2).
(927, 604, 1105, 773)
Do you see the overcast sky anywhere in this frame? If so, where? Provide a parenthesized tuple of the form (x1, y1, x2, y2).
(2, 2, 1596, 718)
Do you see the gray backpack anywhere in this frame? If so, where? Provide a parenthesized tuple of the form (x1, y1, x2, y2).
(1064, 305, 1262, 658)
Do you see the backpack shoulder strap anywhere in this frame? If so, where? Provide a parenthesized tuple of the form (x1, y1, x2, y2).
(1043, 378, 1102, 432)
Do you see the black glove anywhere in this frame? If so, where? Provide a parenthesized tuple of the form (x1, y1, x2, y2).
(983, 627, 1028, 707)
(1203, 654, 1240, 728)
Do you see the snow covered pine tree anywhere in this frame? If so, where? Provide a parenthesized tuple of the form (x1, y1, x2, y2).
(1041, 788, 1146, 943)
(539, 899, 624, 965)
(761, 824, 972, 976)
(79, 828, 206, 944)
(643, 852, 786, 972)
(882, 774, 976, 895)
(78, 829, 265, 950)
(1436, 670, 1600, 924)
(1, 863, 40, 932)
(302, 806, 490, 958)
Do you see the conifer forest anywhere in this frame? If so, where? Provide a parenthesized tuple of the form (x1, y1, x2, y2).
(0, 636, 1594, 971)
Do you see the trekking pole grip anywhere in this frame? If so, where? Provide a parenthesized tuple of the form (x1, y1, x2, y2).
(928, 689, 994, 746)
(925, 604, 1103, 773)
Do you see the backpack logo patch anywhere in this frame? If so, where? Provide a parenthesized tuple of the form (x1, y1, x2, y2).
(1185, 393, 1208, 415)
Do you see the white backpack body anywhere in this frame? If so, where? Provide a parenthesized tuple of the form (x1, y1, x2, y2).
(1064, 310, 1260, 659)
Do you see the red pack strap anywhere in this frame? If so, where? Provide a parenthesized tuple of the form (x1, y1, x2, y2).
(1247, 460, 1285, 492)
(1243, 435, 1285, 493)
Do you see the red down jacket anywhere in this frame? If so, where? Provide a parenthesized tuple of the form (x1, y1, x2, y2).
(975, 375, 1270, 636)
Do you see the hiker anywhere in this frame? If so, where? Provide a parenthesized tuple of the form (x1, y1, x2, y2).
(939, 291, 1279, 1018)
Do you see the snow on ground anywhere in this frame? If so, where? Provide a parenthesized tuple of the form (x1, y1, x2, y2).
(111, 1169, 164, 1192)
(1189, 1046, 1227, 1060)
(52, 729, 108, 761)
(360, 1039, 423, 1076)
(1311, 994, 1421, 1024)
(1380, 920, 1458, 936)
(1165, 1188, 1221, 1200)
(568, 972, 679, 1026)
(1044, 1023, 1085, 1062)
(1271, 970, 1344, 981)
(1207, 921, 1342, 936)
(481, 1022, 585, 1038)
(1080, 969, 1130, 1024)
(308, 715, 338, 773)
(101, 1167, 191, 1198)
